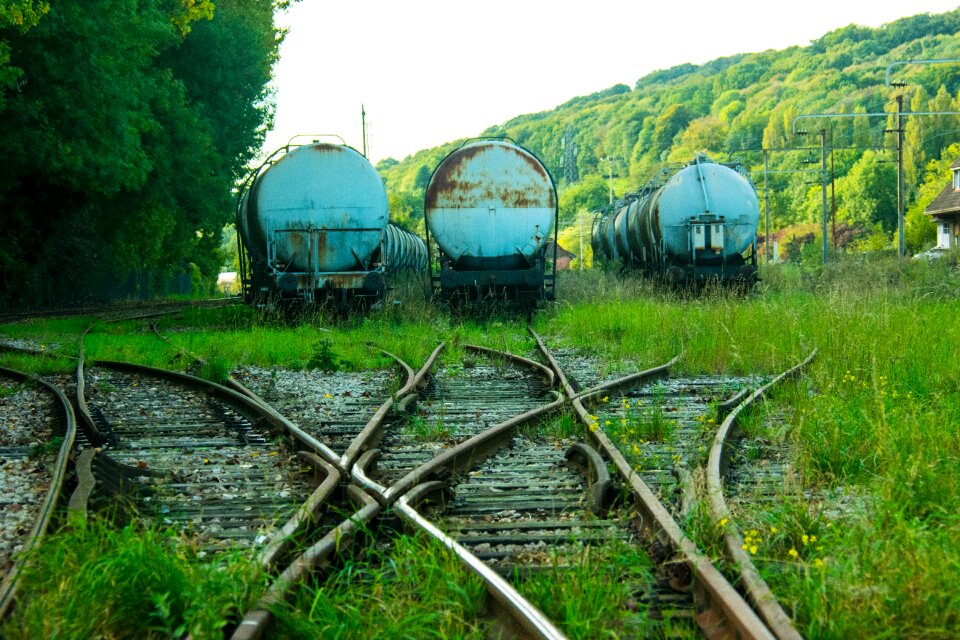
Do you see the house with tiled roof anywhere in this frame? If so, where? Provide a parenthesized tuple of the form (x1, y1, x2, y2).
(925, 158, 960, 250)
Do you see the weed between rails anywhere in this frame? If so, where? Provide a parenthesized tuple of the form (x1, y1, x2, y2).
(517, 540, 660, 639)
(270, 532, 489, 639)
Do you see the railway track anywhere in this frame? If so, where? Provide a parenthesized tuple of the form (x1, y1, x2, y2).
(351, 344, 556, 500)
(0, 368, 76, 620)
(705, 351, 817, 640)
(0, 297, 240, 326)
(389, 341, 761, 637)
(74, 362, 320, 557)
(1, 312, 817, 639)
(231, 360, 408, 467)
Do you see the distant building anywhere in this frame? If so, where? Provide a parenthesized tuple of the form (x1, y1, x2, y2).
(544, 241, 577, 271)
(924, 158, 960, 250)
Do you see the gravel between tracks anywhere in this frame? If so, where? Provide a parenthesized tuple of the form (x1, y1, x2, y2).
(0, 380, 56, 575)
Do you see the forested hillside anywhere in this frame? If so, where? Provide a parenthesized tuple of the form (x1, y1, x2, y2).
(0, 0, 288, 310)
(380, 9, 960, 262)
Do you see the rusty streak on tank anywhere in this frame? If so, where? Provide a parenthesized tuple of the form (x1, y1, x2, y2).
(425, 141, 556, 211)
(305, 143, 342, 154)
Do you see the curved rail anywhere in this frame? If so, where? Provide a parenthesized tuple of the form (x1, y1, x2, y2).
(338, 345, 437, 472)
(350, 343, 563, 504)
(530, 328, 777, 640)
(80, 360, 341, 467)
(396, 482, 566, 640)
(705, 349, 818, 640)
(0, 369, 77, 621)
(230, 485, 383, 640)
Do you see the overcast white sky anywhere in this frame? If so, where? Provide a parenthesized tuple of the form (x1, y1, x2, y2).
(262, 0, 960, 163)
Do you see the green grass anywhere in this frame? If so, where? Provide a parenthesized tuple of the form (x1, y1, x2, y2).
(1, 517, 267, 640)
(539, 257, 960, 638)
(2, 254, 959, 637)
(270, 531, 489, 639)
(517, 539, 660, 639)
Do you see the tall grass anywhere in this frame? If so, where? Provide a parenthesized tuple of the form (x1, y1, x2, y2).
(270, 532, 489, 639)
(517, 539, 658, 639)
(545, 255, 960, 638)
(1, 517, 266, 639)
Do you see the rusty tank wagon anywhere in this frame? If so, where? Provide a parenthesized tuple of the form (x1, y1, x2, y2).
(424, 139, 559, 307)
(237, 137, 426, 305)
(592, 153, 759, 284)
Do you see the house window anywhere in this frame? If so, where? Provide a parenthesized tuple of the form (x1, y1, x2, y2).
(954, 171, 960, 189)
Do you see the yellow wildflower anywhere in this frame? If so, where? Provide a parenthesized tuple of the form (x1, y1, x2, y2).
(323, 392, 333, 399)
(719, 518, 728, 527)
(802, 534, 810, 546)
(770, 526, 778, 534)
(788, 548, 799, 558)
(749, 545, 758, 555)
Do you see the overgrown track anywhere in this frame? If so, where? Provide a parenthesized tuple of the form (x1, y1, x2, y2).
(0, 368, 76, 621)
(705, 351, 817, 640)
(352, 345, 556, 500)
(75, 362, 316, 555)
(402, 355, 765, 636)
(230, 357, 411, 467)
(532, 330, 779, 640)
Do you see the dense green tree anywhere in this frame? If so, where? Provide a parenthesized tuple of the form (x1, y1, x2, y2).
(376, 8, 960, 259)
(0, 0, 288, 309)
(559, 174, 609, 225)
(836, 151, 897, 230)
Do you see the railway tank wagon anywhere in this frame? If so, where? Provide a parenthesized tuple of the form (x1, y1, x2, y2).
(424, 139, 559, 306)
(592, 154, 760, 283)
(237, 138, 426, 304)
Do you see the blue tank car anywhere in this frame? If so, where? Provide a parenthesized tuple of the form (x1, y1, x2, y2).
(592, 154, 759, 283)
(237, 137, 426, 304)
(424, 139, 559, 306)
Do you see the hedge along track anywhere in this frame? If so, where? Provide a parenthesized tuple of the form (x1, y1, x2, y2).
(0, 368, 76, 621)
(350, 343, 557, 501)
(705, 350, 817, 640)
(532, 329, 778, 640)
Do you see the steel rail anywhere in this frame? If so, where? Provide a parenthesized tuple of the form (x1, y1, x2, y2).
(396, 482, 567, 640)
(705, 349, 818, 640)
(530, 328, 777, 640)
(257, 453, 341, 571)
(230, 485, 383, 640)
(80, 360, 341, 467)
(0, 369, 77, 621)
(338, 345, 437, 472)
(350, 343, 563, 505)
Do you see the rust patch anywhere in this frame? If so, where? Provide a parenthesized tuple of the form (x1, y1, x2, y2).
(425, 142, 556, 211)
(315, 230, 328, 268)
(306, 142, 343, 154)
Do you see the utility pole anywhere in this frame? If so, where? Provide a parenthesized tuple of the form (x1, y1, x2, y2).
(361, 104, 368, 157)
(600, 156, 613, 204)
(896, 94, 905, 259)
(578, 212, 584, 271)
(763, 149, 770, 263)
(820, 129, 828, 266)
